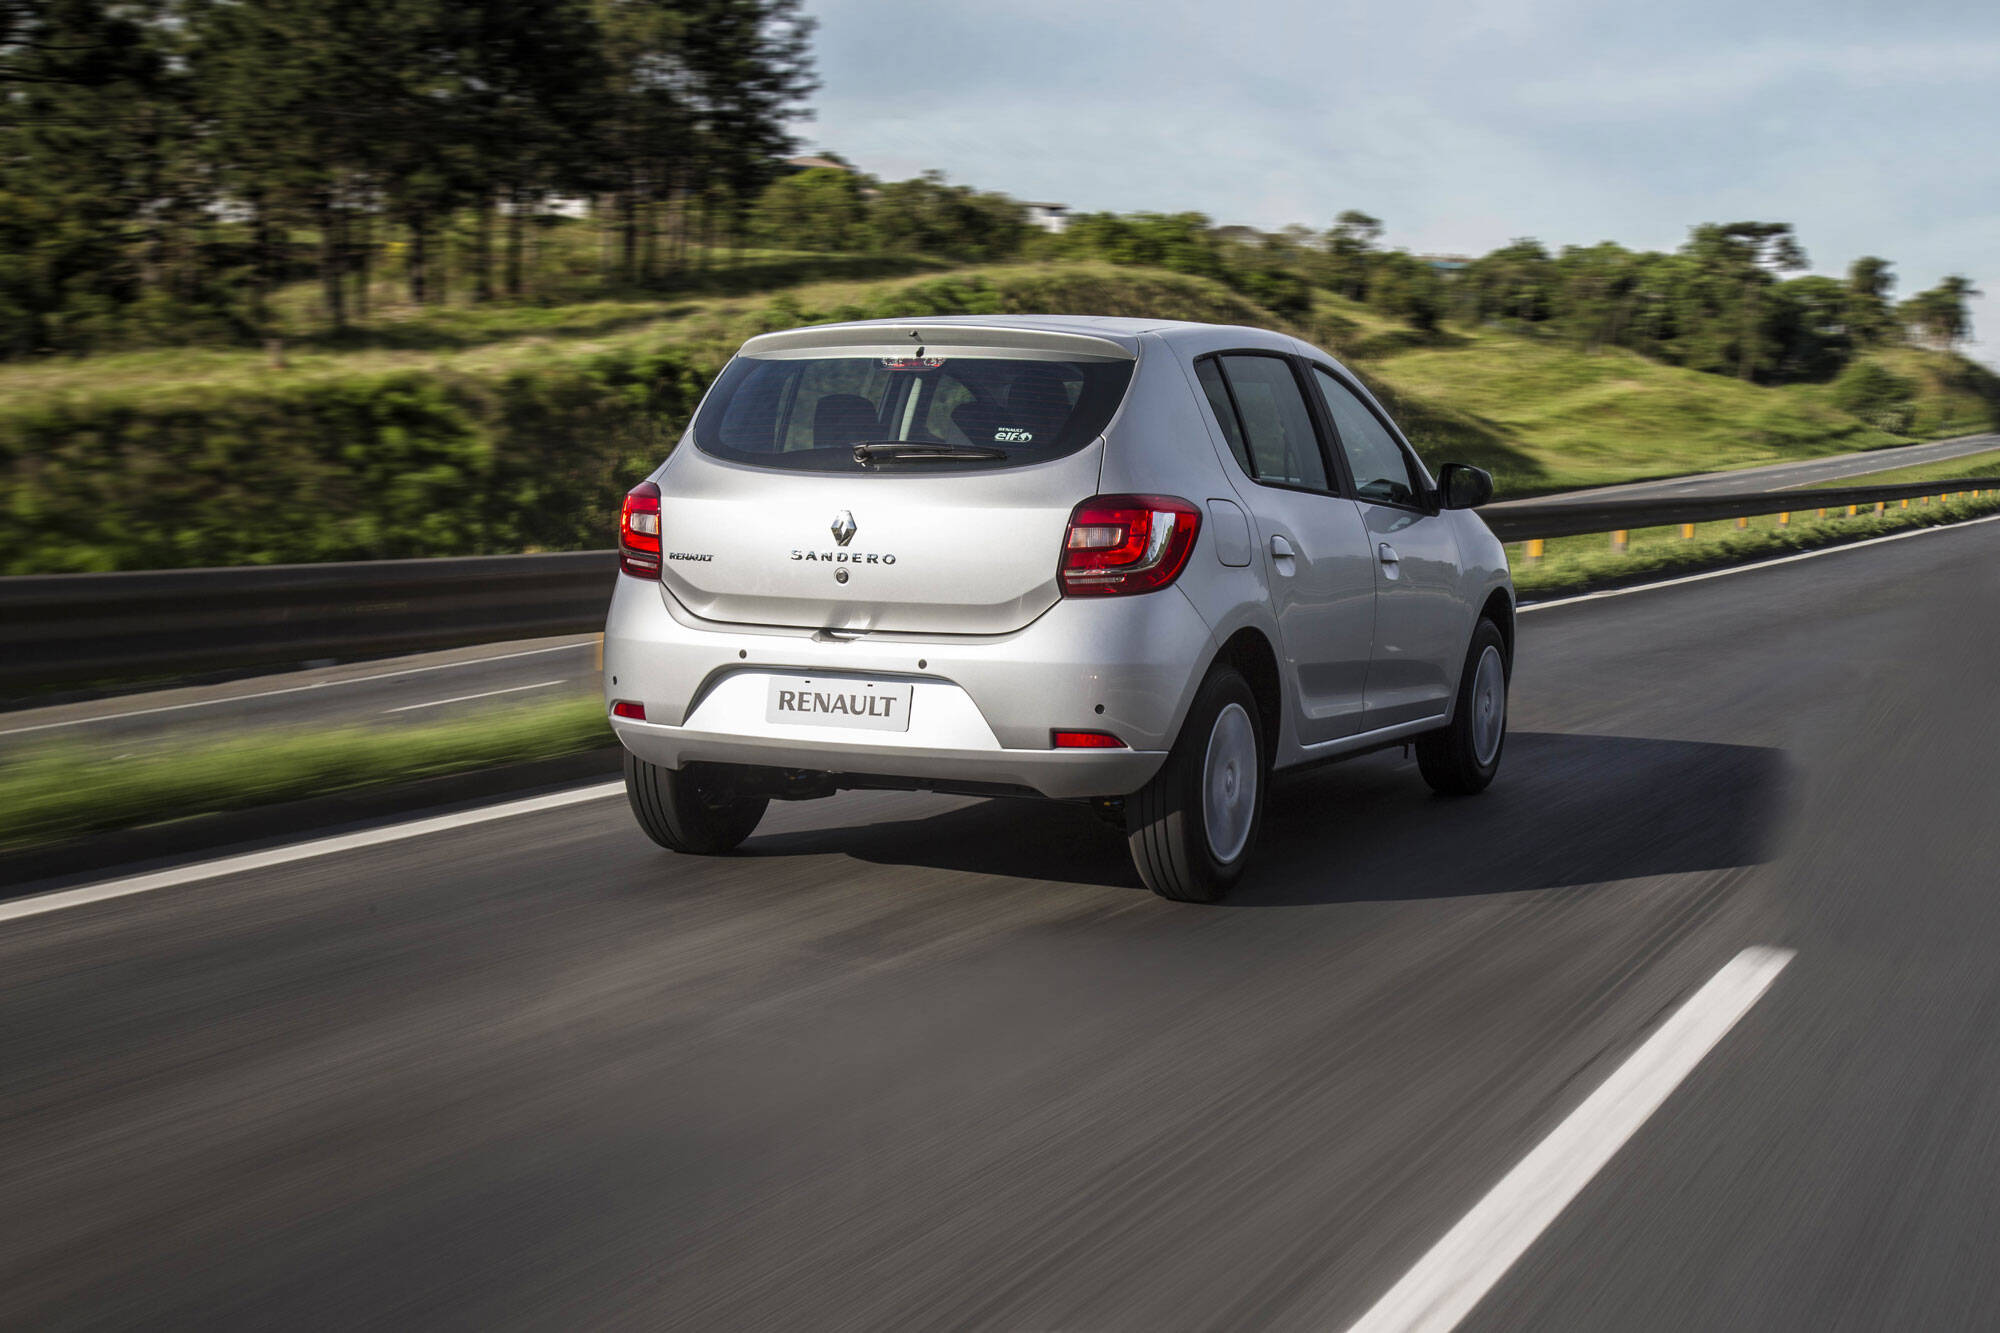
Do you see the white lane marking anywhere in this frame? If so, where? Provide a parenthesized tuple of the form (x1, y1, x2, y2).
(0, 641, 595, 737)
(0, 781, 625, 926)
(1343, 946, 1794, 1333)
(1520, 510, 2000, 613)
(383, 680, 565, 713)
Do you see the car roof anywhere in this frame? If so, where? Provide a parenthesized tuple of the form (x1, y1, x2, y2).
(737, 313, 1302, 360)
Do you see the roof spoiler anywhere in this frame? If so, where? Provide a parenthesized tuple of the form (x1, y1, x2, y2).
(738, 322, 1138, 361)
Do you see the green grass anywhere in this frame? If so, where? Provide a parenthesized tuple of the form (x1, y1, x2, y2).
(1359, 328, 1913, 496)
(0, 696, 613, 851)
(1805, 447, 2000, 489)
(1509, 492, 2000, 599)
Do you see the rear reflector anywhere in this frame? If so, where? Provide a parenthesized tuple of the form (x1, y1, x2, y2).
(619, 481, 663, 579)
(611, 700, 646, 720)
(1052, 730, 1126, 749)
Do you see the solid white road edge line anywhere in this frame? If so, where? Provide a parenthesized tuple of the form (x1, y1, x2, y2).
(0, 780, 626, 926)
(0, 640, 595, 737)
(1343, 945, 1796, 1333)
(1520, 510, 2000, 613)
(383, 679, 565, 713)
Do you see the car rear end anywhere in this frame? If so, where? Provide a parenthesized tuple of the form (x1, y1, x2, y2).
(603, 320, 1221, 801)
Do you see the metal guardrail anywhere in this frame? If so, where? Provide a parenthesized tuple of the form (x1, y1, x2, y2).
(2, 477, 1995, 693)
(2, 550, 618, 691)
(1481, 476, 2000, 541)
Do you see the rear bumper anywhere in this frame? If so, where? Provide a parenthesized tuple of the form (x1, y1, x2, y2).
(602, 576, 1216, 800)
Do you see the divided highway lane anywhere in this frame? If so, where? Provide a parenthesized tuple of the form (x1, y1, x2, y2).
(4, 519, 2000, 1329)
(0, 633, 604, 753)
(1491, 431, 2000, 505)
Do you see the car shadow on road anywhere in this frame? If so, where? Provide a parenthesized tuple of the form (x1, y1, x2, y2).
(742, 732, 1792, 904)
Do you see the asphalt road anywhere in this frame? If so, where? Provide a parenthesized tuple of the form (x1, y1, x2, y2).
(4, 517, 2000, 1330)
(1492, 430, 2000, 505)
(0, 634, 606, 756)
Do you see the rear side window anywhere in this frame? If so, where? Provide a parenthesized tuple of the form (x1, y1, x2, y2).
(1204, 354, 1329, 490)
(1194, 359, 1253, 476)
(1313, 367, 1425, 507)
(694, 354, 1134, 472)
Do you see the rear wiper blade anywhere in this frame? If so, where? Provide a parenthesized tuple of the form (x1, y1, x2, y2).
(851, 440, 1008, 465)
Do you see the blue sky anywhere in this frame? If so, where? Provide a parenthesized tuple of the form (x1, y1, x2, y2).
(799, 0, 1999, 366)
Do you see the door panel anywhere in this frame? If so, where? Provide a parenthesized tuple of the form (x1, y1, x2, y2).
(1355, 503, 1464, 727)
(1195, 354, 1375, 744)
(1251, 491, 1377, 743)
(1308, 364, 1467, 728)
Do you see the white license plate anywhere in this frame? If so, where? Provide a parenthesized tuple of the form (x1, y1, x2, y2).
(765, 677, 914, 733)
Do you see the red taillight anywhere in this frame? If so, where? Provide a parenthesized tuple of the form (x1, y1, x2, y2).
(619, 481, 662, 579)
(1059, 494, 1201, 596)
(611, 700, 646, 720)
(1053, 730, 1126, 749)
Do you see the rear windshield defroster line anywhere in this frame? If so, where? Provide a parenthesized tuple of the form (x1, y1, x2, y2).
(692, 354, 1135, 473)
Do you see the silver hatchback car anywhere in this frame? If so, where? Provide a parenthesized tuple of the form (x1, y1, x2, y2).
(604, 316, 1513, 900)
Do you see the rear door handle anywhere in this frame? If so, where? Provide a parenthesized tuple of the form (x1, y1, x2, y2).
(1378, 542, 1400, 565)
(1270, 534, 1296, 558)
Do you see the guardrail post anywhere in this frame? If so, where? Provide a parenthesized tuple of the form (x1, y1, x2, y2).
(1817, 508, 1827, 520)
(1777, 511, 1790, 526)
(1875, 501, 1886, 515)
(1735, 516, 1749, 530)
(1524, 538, 1545, 563)
(1847, 504, 1859, 517)
(1610, 529, 1628, 553)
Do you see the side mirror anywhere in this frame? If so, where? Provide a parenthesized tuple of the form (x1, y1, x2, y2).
(1436, 463, 1494, 510)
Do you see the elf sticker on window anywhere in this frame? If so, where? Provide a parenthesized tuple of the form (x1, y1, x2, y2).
(994, 426, 1034, 442)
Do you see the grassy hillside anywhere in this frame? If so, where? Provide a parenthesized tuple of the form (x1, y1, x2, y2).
(1, 257, 1994, 572)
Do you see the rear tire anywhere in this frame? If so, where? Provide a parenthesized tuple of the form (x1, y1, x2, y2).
(1126, 665, 1267, 903)
(1416, 618, 1509, 796)
(624, 753, 769, 854)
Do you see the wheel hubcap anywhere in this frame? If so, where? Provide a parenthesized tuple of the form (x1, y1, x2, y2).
(1471, 645, 1506, 767)
(1203, 702, 1258, 864)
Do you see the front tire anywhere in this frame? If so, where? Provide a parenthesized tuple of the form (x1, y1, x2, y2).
(1416, 618, 1509, 795)
(1126, 665, 1267, 902)
(625, 753, 769, 854)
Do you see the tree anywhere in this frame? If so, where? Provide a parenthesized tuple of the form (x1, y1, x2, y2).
(752, 166, 863, 250)
(1679, 222, 1807, 381)
(0, 0, 204, 354)
(1901, 275, 1980, 350)
(1845, 255, 1897, 345)
(1320, 208, 1381, 300)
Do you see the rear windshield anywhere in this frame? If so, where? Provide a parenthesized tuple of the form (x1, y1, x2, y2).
(692, 354, 1134, 472)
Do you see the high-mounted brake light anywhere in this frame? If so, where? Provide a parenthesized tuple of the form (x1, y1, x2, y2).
(1059, 494, 1202, 597)
(619, 481, 663, 579)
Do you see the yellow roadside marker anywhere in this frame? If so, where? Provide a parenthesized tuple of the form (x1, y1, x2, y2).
(1680, 523, 1695, 540)
(1777, 511, 1790, 525)
(1524, 538, 1545, 562)
(1610, 529, 1628, 553)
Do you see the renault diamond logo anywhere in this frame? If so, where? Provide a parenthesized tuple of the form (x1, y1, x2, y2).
(831, 510, 857, 546)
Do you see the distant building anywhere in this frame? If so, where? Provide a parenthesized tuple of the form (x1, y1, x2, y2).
(783, 154, 858, 174)
(1211, 225, 1267, 247)
(1022, 202, 1070, 234)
